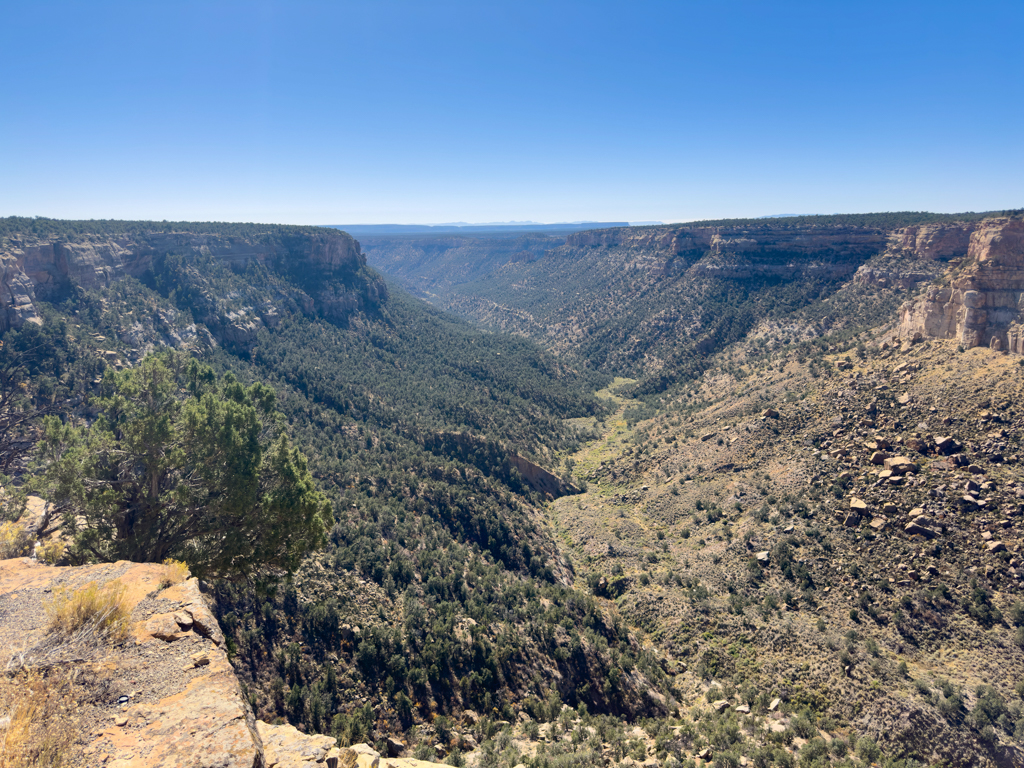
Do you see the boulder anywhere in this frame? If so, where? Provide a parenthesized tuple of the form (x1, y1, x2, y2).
(144, 613, 188, 642)
(906, 437, 927, 453)
(258, 720, 337, 767)
(884, 456, 918, 475)
(905, 520, 939, 538)
(337, 743, 381, 768)
(987, 540, 1007, 553)
(870, 451, 889, 465)
(850, 498, 869, 511)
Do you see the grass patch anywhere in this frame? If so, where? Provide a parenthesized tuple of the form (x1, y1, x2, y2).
(0, 669, 78, 767)
(44, 580, 131, 643)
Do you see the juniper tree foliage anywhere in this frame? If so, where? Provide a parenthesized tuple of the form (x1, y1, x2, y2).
(38, 351, 330, 578)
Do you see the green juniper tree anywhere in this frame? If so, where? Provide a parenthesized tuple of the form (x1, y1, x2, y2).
(37, 350, 330, 579)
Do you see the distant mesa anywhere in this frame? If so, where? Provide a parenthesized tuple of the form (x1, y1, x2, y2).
(329, 221, 628, 236)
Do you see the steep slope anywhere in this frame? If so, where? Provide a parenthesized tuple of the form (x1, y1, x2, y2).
(542, 320, 1024, 766)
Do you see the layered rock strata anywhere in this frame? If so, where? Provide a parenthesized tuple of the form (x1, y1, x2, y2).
(899, 218, 1024, 352)
(0, 228, 372, 334)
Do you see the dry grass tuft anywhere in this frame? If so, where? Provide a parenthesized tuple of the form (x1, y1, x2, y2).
(44, 580, 131, 643)
(0, 522, 31, 560)
(0, 669, 78, 767)
(159, 558, 190, 589)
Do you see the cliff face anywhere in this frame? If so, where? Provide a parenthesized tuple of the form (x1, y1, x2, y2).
(564, 224, 891, 285)
(0, 228, 372, 335)
(895, 222, 975, 260)
(899, 218, 1024, 353)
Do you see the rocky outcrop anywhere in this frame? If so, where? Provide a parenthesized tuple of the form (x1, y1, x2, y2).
(422, 431, 579, 498)
(0, 556, 465, 767)
(896, 222, 976, 261)
(0, 228, 367, 333)
(508, 452, 580, 498)
(0, 558, 263, 767)
(567, 223, 887, 260)
(899, 218, 1024, 352)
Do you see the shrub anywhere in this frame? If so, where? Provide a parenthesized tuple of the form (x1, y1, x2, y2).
(791, 712, 816, 739)
(0, 520, 31, 559)
(0, 669, 78, 766)
(159, 558, 190, 589)
(35, 538, 66, 565)
(830, 737, 848, 757)
(798, 737, 828, 767)
(856, 736, 880, 762)
(44, 580, 131, 642)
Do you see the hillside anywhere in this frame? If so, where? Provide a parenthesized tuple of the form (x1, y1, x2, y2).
(3, 213, 1024, 767)
(360, 232, 567, 301)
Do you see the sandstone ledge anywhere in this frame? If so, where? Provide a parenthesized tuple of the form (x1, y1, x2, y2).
(0, 558, 262, 767)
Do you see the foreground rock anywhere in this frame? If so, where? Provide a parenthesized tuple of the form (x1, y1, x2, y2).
(0, 557, 262, 767)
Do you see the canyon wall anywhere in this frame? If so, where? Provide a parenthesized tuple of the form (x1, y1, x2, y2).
(899, 218, 1024, 353)
(566, 223, 891, 281)
(0, 228, 368, 333)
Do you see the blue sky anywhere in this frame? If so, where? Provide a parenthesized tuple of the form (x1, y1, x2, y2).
(2, 1, 1021, 224)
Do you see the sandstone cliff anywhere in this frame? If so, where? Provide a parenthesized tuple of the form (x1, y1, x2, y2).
(565, 223, 890, 281)
(0, 227, 382, 340)
(899, 218, 1024, 353)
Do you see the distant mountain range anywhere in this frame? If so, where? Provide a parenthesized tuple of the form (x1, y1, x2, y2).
(328, 221, 628, 236)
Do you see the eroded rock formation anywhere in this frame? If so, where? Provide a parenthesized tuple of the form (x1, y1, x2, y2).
(899, 218, 1024, 352)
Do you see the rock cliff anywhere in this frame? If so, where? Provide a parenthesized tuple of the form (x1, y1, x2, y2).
(899, 218, 1024, 352)
(565, 223, 890, 280)
(0, 227, 376, 336)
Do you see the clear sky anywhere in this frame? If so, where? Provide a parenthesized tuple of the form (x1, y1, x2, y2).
(2, 1, 1021, 225)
